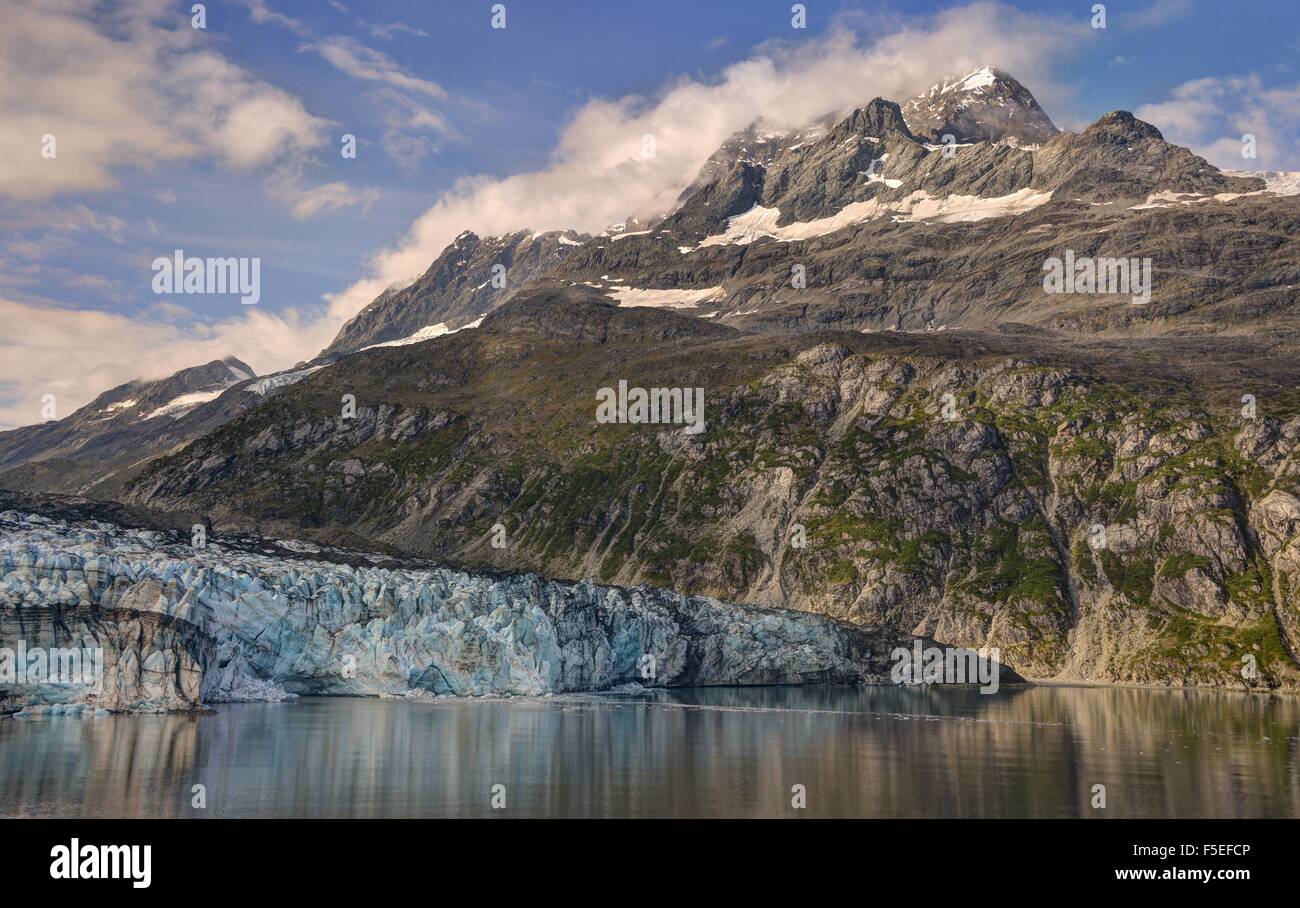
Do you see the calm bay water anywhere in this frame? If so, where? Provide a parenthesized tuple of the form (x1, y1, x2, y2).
(2, 685, 1297, 818)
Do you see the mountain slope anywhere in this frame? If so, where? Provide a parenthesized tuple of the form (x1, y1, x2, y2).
(0, 356, 252, 472)
(0, 357, 327, 497)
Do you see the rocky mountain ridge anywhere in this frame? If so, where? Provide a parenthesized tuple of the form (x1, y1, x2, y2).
(0, 357, 324, 498)
(325, 228, 589, 356)
(552, 102, 1277, 331)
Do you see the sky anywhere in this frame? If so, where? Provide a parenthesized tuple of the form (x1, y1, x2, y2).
(2, 0, 1299, 429)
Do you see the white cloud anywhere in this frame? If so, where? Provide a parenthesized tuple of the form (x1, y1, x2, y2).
(0, 202, 135, 302)
(369, 22, 429, 41)
(1136, 75, 1300, 170)
(302, 37, 447, 99)
(276, 180, 382, 220)
(239, 1, 460, 167)
(375, 89, 462, 169)
(244, 0, 313, 38)
(62, 273, 119, 290)
(6, 204, 128, 243)
(0, 0, 332, 200)
(169, 51, 330, 170)
(1124, 0, 1193, 30)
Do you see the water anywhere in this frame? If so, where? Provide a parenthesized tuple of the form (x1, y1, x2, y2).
(2, 685, 1297, 818)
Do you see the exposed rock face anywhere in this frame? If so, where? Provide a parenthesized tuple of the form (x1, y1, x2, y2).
(902, 66, 1059, 146)
(1028, 110, 1260, 202)
(0, 508, 959, 712)
(325, 228, 590, 356)
(673, 118, 835, 207)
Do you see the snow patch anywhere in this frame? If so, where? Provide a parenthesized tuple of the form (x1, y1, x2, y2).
(920, 66, 1000, 99)
(698, 189, 1051, 246)
(362, 316, 485, 351)
(892, 189, 1054, 223)
(276, 538, 323, 554)
(1130, 189, 1269, 210)
(957, 66, 998, 92)
(248, 366, 324, 397)
(864, 154, 903, 189)
(609, 286, 725, 309)
(144, 389, 226, 420)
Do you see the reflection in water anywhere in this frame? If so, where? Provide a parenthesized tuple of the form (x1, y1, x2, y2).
(2, 685, 1297, 818)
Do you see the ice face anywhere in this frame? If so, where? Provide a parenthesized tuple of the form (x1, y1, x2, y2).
(0, 510, 907, 712)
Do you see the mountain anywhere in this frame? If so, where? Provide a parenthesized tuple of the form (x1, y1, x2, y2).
(901, 66, 1059, 146)
(339, 75, 1278, 353)
(0, 356, 325, 497)
(548, 100, 1280, 333)
(0, 355, 252, 473)
(325, 228, 590, 356)
(8, 70, 1300, 693)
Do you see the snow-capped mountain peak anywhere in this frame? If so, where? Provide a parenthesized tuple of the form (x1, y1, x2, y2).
(902, 65, 1058, 146)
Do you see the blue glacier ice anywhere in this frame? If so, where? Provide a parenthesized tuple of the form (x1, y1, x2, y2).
(0, 509, 917, 712)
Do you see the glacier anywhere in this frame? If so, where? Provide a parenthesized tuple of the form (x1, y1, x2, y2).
(0, 508, 933, 713)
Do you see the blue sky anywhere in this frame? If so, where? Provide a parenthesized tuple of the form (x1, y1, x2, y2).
(2, 0, 1298, 428)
